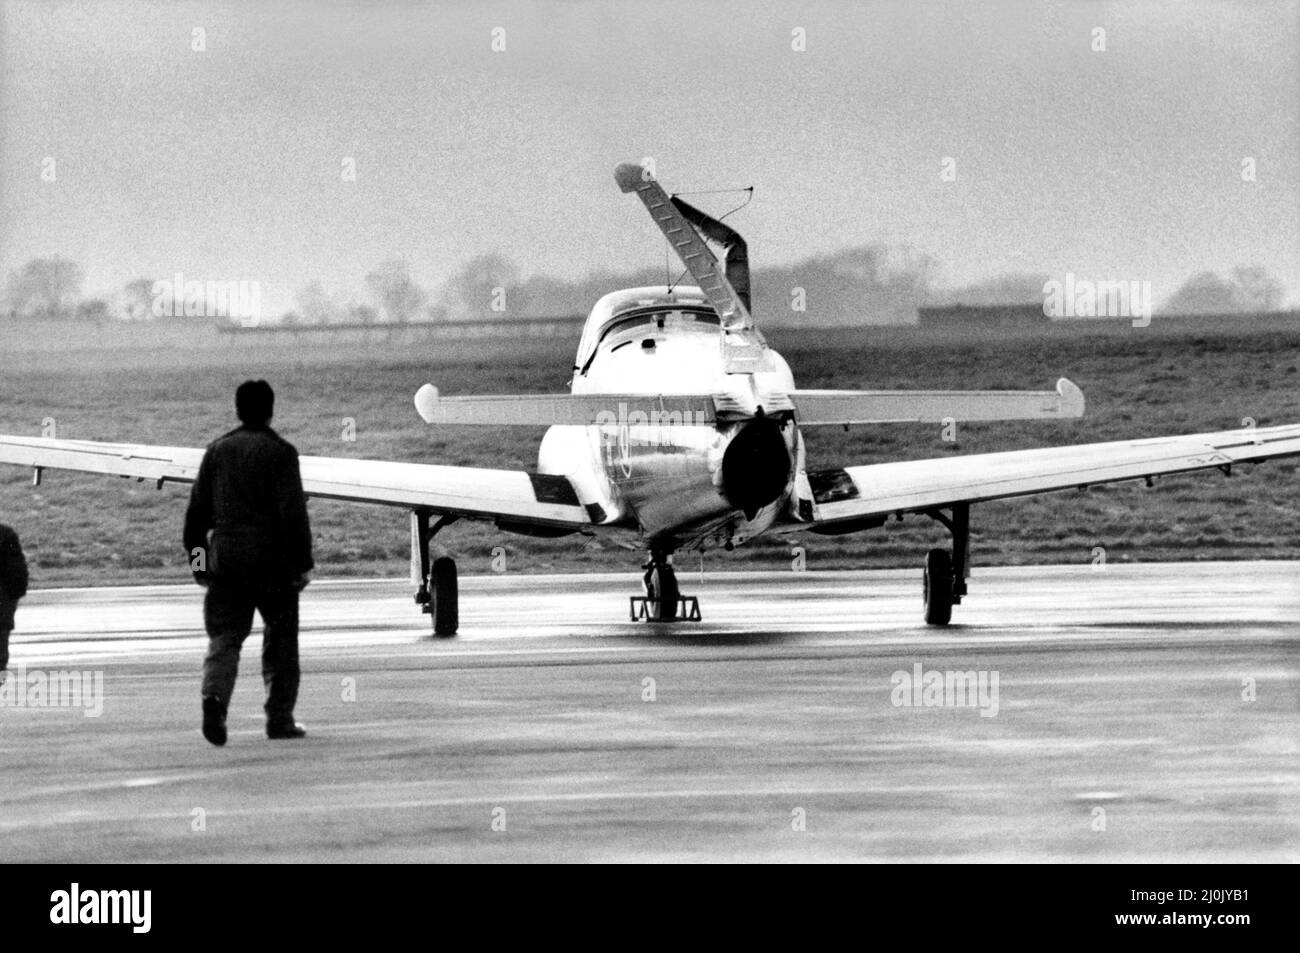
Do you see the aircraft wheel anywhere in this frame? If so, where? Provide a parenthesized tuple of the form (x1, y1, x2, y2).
(430, 556, 458, 636)
(645, 562, 679, 622)
(923, 548, 953, 626)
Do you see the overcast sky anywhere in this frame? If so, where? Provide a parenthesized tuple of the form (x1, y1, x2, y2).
(2, 0, 1297, 317)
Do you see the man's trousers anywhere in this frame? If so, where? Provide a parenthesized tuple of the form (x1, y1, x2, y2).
(201, 578, 299, 723)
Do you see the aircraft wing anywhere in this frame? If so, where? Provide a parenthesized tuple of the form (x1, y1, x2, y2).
(0, 435, 592, 528)
(808, 423, 1300, 528)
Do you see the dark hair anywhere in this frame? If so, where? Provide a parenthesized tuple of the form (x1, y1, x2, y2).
(235, 380, 275, 425)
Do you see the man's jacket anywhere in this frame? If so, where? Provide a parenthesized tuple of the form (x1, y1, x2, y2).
(0, 523, 28, 629)
(183, 425, 314, 584)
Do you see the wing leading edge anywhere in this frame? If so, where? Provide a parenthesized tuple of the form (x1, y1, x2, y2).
(0, 435, 591, 529)
(809, 424, 1300, 528)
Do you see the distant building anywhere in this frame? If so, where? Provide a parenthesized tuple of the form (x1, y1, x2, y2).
(917, 303, 1050, 330)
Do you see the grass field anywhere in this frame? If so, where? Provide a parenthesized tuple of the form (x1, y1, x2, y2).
(2, 319, 1299, 587)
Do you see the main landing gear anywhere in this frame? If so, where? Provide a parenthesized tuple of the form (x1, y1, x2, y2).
(630, 547, 701, 622)
(412, 510, 459, 637)
(921, 503, 970, 626)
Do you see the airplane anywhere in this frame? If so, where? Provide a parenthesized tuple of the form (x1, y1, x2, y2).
(3, 160, 1300, 634)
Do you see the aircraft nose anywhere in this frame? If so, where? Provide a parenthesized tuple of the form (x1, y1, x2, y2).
(721, 417, 791, 520)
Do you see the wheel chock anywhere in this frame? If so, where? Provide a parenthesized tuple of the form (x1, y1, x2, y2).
(629, 595, 702, 622)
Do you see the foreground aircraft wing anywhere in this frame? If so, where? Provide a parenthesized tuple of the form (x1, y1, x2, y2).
(808, 424, 1300, 528)
(0, 436, 591, 529)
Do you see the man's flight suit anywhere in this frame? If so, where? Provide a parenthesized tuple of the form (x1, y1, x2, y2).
(183, 424, 313, 727)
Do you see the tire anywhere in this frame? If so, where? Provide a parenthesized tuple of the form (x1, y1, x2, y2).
(923, 548, 953, 626)
(645, 563, 679, 622)
(430, 556, 458, 636)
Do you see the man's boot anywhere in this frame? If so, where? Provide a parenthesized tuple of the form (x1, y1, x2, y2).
(266, 719, 306, 740)
(201, 695, 227, 747)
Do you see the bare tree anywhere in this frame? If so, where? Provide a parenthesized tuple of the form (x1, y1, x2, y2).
(3, 256, 84, 320)
(442, 252, 522, 320)
(1231, 266, 1285, 312)
(347, 303, 379, 325)
(295, 281, 336, 325)
(365, 259, 427, 323)
(1160, 267, 1287, 315)
(121, 278, 156, 321)
(74, 298, 110, 323)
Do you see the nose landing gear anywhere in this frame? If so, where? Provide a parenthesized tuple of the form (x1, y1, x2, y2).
(630, 547, 702, 622)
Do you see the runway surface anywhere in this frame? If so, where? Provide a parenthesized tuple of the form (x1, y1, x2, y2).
(1, 562, 1297, 862)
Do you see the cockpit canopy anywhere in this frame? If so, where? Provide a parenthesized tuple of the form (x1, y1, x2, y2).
(573, 286, 718, 375)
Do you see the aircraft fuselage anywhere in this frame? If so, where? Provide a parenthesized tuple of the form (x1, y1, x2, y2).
(537, 289, 804, 552)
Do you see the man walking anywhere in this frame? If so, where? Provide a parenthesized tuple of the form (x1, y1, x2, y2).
(184, 380, 314, 746)
(0, 521, 28, 679)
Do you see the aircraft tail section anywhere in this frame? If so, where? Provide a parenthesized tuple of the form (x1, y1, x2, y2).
(413, 379, 1080, 427)
(790, 378, 1085, 425)
(668, 195, 750, 312)
(415, 384, 720, 427)
(614, 162, 750, 330)
(615, 161, 772, 375)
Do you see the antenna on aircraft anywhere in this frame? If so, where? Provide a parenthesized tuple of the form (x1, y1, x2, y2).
(615, 161, 773, 373)
(664, 186, 754, 297)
